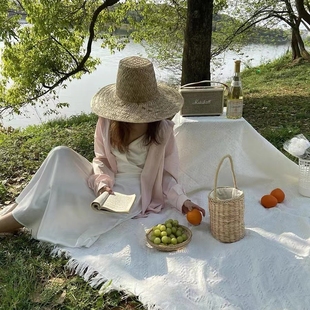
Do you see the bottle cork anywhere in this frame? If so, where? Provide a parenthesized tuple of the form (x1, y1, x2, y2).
(234, 60, 241, 73)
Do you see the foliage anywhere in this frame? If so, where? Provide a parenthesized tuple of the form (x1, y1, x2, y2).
(0, 182, 6, 201)
(0, 0, 124, 117)
(128, 0, 187, 73)
(0, 1, 21, 41)
(236, 24, 289, 45)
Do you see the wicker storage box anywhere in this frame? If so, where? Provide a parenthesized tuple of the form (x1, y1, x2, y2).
(179, 81, 227, 116)
(299, 159, 310, 197)
(208, 155, 245, 243)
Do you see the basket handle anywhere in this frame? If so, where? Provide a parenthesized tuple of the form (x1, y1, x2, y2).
(180, 80, 229, 89)
(214, 154, 238, 199)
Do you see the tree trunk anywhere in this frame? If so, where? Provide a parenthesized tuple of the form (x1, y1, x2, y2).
(295, 26, 310, 59)
(295, 0, 310, 25)
(291, 29, 302, 59)
(285, 0, 309, 60)
(291, 20, 310, 60)
(181, 0, 214, 85)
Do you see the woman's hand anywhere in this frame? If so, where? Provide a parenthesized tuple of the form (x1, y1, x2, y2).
(182, 200, 206, 217)
(98, 186, 113, 196)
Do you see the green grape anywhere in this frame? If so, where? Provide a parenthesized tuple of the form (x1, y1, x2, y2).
(182, 233, 187, 241)
(154, 237, 161, 244)
(166, 222, 172, 229)
(153, 229, 161, 237)
(176, 229, 182, 237)
(159, 225, 166, 231)
(172, 220, 179, 227)
(161, 231, 167, 237)
(162, 236, 170, 244)
(177, 236, 184, 243)
(171, 238, 178, 245)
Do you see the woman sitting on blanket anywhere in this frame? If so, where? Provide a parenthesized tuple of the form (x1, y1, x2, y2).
(0, 56, 205, 247)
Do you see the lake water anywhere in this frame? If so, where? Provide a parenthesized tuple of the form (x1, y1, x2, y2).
(0, 41, 290, 128)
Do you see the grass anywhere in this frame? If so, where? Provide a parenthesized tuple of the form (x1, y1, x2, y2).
(242, 53, 310, 153)
(0, 53, 309, 309)
(0, 233, 144, 310)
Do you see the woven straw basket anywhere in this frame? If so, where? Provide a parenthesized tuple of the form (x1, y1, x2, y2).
(208, 155, 245, 243)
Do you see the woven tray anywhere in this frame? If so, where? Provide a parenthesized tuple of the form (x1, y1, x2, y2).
(146, 225, 192, 252)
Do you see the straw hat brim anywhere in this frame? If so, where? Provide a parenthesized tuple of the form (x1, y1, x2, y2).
(91, 83, 184, 123)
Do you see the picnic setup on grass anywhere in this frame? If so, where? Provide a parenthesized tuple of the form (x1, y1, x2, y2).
(53, 69, 310, 310)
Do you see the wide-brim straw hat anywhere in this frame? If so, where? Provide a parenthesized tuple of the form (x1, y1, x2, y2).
(91, 56, 184, 123)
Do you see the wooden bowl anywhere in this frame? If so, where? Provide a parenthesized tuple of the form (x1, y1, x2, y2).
(146, 225, 192, 252)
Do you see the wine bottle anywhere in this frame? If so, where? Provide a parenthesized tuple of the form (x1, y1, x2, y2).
(226, 60, 243, 119)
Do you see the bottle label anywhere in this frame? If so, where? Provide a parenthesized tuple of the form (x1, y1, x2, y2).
(226, 99, 243, 119)
(231, 80, 242, 87)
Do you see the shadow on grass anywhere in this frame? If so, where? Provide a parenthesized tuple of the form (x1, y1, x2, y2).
(243, 94, 310, 154)
(0, 232, 145, 310)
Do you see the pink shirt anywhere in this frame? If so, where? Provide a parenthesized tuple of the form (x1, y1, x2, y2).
(87, 117, 189, 215)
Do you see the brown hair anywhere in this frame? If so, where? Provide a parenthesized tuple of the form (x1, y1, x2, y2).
(109, 120, 162, 153)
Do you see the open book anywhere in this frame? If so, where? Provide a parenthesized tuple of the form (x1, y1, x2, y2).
(91, 191, 136, 213)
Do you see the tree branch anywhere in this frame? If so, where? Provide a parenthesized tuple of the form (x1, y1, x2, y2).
(50, 35, 81, 68)
(212, 6, 274, 57)
(212, 2, 304, 58)
(295, 0, 310, 25)
(301, 18, 310, 30)
(26, 0, 120, 101)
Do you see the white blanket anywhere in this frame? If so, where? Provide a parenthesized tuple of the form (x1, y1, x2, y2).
(55, 115, 310, 310)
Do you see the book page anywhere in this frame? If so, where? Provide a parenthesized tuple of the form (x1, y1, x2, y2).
(91, 191, 109, 211)
(91, 191, 136, 213)
(102, 192, 136, 213)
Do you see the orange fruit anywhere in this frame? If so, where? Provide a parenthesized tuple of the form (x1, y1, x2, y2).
(186, 209, 202, 226)
(270, 188, 285, 203)
(260, 194, 278, 208)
